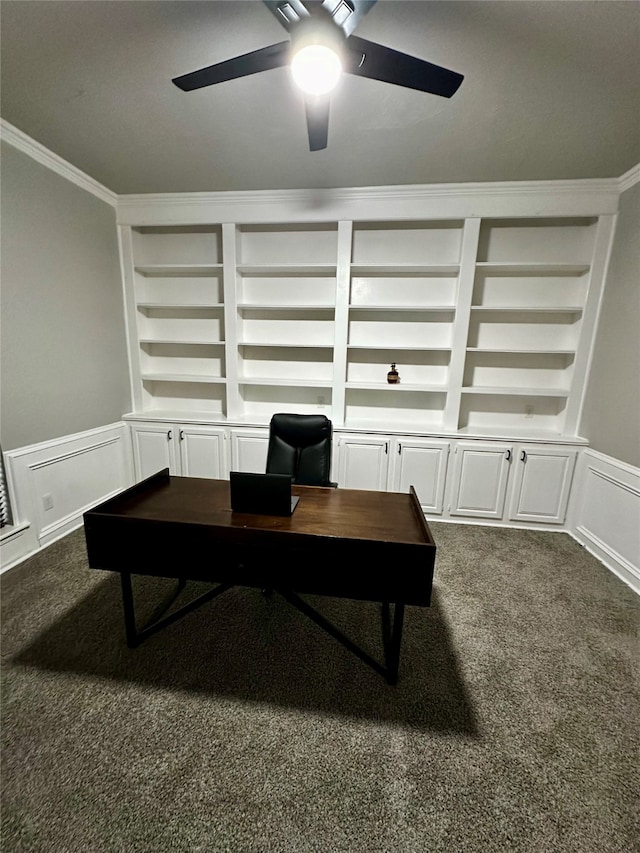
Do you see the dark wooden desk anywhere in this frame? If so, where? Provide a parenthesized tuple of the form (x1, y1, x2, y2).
(84, 469, 436, 684)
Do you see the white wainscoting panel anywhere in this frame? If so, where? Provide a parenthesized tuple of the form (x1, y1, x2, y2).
(569, 449, 640, 595)
(0, 422, 134, 573)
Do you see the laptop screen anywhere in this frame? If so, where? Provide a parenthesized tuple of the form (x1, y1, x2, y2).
(229, 472, 299, 517)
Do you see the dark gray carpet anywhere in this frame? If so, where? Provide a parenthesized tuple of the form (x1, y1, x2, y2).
(1, 523, 638, 853)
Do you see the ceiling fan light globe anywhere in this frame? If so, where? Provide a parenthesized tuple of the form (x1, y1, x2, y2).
(291, 44, 342, 96)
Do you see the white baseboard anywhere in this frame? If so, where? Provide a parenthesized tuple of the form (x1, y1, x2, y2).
(0, 522, 36, 574)
(0, 422, 135, 574)
(568, 448, 640, 595)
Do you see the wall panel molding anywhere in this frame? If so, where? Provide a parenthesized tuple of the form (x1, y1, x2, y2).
(568, 448, 640, 595)
(0, 423, 134, 573)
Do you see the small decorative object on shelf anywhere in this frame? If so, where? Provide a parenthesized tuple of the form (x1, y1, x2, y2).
(387, 363, 400, 384)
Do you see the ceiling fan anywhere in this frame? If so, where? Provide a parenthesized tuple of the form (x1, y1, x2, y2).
(172, 0, 463, 151)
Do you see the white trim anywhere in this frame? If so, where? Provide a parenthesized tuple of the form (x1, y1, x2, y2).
(565, 215, 617, 435)
(0, 521, 33, 573)
(1, 117, 633, 209)
(1, 422, 135, 570)
(0, 119, 117, 207)
(27, 436, 122, 472)
(119, 178, 620, 206)
(585, 465, 640, 499)
(574, 524, 639, 581)
(115, 179, 621, 225)
(0, 520, 30, 544)
(39, 488, 123, 540)
(568, 448, 640, 596)
(619, 162, 640, 192)
(5, 422, 130, 461)
(0, 520, 83, 576)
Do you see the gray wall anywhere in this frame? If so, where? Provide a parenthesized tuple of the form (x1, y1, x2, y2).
(579, 180, 640, 467)
(0, 142, 131, 451)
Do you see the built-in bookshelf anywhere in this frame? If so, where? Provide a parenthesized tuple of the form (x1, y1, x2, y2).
(233, 223, 337, 418)
(344, 220, 461, 428)
(457, 217, 597, 435)
(129, 225, 226, 415)
(120, 211, 613, 439)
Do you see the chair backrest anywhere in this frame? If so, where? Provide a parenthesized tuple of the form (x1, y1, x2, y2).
(266, 413, 333, 486)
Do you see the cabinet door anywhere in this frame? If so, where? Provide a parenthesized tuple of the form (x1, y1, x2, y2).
(449, 442, 512, 519)
(509, 446, 577, 524)
(389, 438, 450, 514)
(179, 426, 228, 479)
(336, 434, 389, 490)
(130, 423, 179, 480)
(230, 429, 269, 473)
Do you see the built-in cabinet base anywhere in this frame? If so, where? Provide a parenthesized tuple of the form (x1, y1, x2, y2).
(131, 421, 228, 480)
(126, 415, 582, 528)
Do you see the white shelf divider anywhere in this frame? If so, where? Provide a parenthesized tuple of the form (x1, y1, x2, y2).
(461, 386, 570, 397)
(237, 377, 333, 388)
(141, 374, 227, 384)
(563, 214, 617, 435)
(222, 222, 240, 419)
(348, 304, 455, 313)
(331, 221, 353, 427)
(475, 262, 590, 275)
(134, 264, 223, 277)
(235, 264, 337, 275)
(444, 217, 481, 431)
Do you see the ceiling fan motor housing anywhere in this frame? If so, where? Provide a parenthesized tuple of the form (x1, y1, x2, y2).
(289, 14, 347, 60)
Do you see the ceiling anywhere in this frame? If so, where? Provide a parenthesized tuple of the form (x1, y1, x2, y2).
(1, 0, 639, 195)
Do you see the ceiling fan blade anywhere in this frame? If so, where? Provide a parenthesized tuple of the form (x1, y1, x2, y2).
(345, 35, 463, 98)
(305, 97, 330, 150)
(173, 41, 289, 91)
(262, 0, 310, 32)
(321, 0, 377, 37)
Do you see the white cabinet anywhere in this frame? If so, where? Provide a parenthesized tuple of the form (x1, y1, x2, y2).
(449, 442, 512, 519)
(448, 440, 577, 524)
(229, 428, 270, 473)
(128, 419, 578, 527)
(388, 438, 450, 515)
(336, 433, 450, 513)
(130, 422, 227, 481)
(336, 434, 390, 491)
(508, 445, 577, 524)
(131, 421, 178, 479)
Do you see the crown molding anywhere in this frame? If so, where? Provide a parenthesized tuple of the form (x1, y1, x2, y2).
(0, 119, 117, 207)
(619, 163, 640, 193)
(115, 178, 622, 225)
(1, 115, 631, 211)
(118, 177, 620, 208)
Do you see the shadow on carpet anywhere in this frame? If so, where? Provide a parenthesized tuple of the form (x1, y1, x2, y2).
(9, 570, 478, 735)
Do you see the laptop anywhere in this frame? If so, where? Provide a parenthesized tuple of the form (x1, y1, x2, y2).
(229, 471, 299, 517)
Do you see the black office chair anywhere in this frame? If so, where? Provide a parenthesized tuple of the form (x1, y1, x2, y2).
(266, 413, 336, 487)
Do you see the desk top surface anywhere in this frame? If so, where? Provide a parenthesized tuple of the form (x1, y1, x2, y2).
(87, 470, 434, 549)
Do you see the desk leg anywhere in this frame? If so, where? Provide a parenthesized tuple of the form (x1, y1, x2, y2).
(119, 572, 233, 648)
(120, 572, 139, 648)
(279, 590, 406, 685)
(385, 602, 405, 686)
